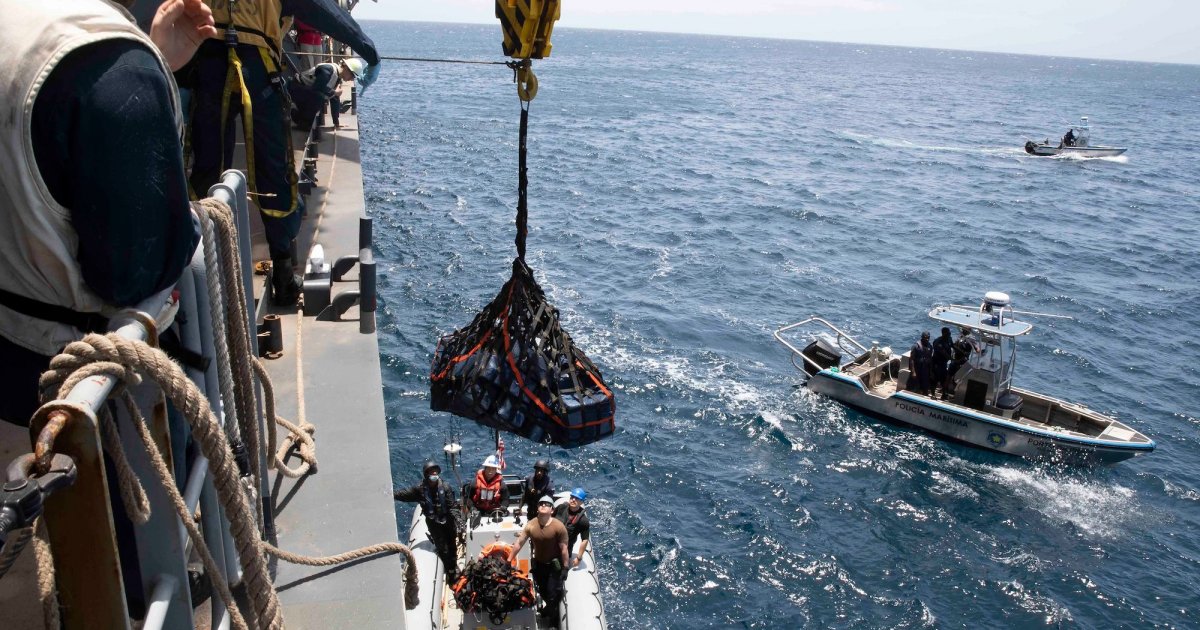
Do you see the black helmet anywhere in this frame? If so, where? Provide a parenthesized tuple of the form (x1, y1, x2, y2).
(534, 459, 549, 472)
(422, 460, 441, 476)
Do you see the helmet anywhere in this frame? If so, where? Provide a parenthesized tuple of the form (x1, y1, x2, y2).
(537, 495, 554, 506)
(533, 459, 549, 472)
(422, 460, 441, 476)
(483, 454, 501, 469)
(570, 487, 587, 502)
(341, 57, 366, 81)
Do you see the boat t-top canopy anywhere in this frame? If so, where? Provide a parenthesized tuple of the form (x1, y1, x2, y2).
(928, 291, 1033, 337)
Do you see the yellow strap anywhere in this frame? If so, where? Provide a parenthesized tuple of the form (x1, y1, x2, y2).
(224, 46, 256, 206)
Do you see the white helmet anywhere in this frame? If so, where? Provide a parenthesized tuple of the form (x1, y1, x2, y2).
(482, 454, 501, 469)
(341, 57, 366, 81)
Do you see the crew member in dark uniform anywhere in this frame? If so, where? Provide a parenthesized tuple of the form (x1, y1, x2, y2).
(1063, 128, 1076, 147)
(931, 327, 954, 399)
(946, 328, 976, 397)
(394, 460, 463, 580)
(522, 459, 554, 520)
(553, 487, 591, 568)
(909, 331, 934, 396)
(288, 57, 364, 130)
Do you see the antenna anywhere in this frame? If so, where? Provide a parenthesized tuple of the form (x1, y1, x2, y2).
(1009, 309, 1073, 320)
(444, 436, 463, 489)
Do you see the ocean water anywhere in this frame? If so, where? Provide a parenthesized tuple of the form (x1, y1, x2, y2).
(359, 22, 1200, 629)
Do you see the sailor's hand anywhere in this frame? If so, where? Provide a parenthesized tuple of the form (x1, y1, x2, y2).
(151, 0, 218, 71)
(571, 556, 581, 568)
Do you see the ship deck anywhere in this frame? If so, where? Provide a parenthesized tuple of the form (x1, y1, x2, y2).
(243, 109, 409, 628)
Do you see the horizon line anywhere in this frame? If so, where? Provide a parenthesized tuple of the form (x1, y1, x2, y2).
(356, 18, 1200, 68)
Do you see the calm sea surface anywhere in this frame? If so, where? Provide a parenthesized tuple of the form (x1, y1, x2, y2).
(358, 22, 1200, 628)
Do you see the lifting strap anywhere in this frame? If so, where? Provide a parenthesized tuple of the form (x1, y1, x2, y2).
(516, 100, 529, 261)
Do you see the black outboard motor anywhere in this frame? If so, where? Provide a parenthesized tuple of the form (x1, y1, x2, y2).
(1024, 140, 1037, 154)
(800, 337, 842, 376)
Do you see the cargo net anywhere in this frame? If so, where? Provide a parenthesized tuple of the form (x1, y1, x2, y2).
(430, 259, 615, 448)
(452, 555, 536, 625)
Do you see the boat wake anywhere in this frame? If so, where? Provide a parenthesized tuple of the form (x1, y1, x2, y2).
(1048, 153, 1129, 163)
(840, 130, 1021, 156)
(985, 465, 1141, 539)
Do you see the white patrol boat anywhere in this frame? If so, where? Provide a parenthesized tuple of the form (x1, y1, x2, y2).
(774, 292, 1155, 464)
(405, 449, 605, 630)
(1024, 116, 1127, 157)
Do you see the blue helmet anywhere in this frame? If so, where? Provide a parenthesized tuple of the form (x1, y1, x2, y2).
(570, 487, 587, 502)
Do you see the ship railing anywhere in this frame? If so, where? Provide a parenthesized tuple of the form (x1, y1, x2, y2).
(16, 170, 266, 630)
(773, 317, 871, 373)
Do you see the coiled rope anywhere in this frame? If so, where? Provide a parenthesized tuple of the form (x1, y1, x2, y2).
(7, 197, 419, 627)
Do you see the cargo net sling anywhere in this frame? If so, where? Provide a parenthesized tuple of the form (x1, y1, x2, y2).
(430, 258, 614, 448)
(430, 17, 613, 448)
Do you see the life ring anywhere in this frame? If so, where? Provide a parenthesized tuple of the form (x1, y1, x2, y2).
(480, 542, 515, 564)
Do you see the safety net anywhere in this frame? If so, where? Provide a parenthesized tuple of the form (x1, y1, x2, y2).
(430, 258, 614, 448)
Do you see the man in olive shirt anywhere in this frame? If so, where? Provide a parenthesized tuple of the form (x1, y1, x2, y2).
(509, 495, 569, 624)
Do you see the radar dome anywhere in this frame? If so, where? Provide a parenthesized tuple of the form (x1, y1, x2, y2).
(983, 291, 1010, 309)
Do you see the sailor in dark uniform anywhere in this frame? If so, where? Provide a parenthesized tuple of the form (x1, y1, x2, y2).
(394, 460, 463, 580)
(909, 331, 934, 396)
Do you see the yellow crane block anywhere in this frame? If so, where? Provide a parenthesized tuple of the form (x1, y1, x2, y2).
(496, 0, 560, 59)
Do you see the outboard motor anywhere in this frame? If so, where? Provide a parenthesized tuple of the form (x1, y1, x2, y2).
(800, 337, 842, 376)
(1024, 140, 1037, 154)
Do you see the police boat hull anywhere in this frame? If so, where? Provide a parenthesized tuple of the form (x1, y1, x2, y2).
(1024, 141, 1127, 157)
(775, 307, 1154, 465)
(806, 367, 1153, 464)
(405, 491, 606, 630)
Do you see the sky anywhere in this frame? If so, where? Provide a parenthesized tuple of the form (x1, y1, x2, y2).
(351, 0, 1199, 65)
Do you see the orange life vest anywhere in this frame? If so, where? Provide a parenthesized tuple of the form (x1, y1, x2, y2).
(472, 470, 504, 512)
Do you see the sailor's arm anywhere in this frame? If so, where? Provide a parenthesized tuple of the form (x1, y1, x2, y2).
(284, 0, 379, 65)
(573, 538, 588, 567)
(508, 530, 529, 561)
(392, 485, 421, 502)
(572, 523, 590, 567)
(34, 40, 199, 306)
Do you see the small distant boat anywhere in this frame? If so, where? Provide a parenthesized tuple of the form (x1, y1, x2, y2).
(1024, 116, 1126, 157)
(774, 292, 1155, 464)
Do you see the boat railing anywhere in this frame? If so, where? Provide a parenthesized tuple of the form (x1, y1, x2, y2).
(774, 317, 870, 373)
(9, 171, 262, 630)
